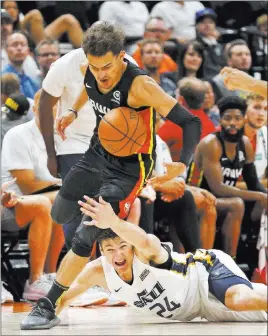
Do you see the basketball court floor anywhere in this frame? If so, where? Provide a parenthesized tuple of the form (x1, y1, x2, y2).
(2, 302, 267, 335)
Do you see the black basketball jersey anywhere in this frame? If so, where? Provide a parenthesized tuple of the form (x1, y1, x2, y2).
(188, 132, 247, 191)
(84, 59, 156, 156)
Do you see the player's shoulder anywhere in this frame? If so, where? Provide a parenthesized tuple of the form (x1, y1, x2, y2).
(199, 133, 221, 154)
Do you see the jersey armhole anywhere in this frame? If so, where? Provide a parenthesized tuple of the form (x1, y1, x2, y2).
(149, 243, 173, 271)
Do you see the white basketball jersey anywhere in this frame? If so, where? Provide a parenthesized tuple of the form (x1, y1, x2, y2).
(101, 248, 205, 321)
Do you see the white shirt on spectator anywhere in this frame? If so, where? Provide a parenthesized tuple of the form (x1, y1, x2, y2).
(150, 1, 204, 40)
(42, 48, 138, 156)
(155, 135, 173, 175)
(99, 1, 149, 38)
(2, 119, 58, 195)
(254, 126, 267, 179)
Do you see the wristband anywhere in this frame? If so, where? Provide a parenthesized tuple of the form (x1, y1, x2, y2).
(68, 108, 78, 119)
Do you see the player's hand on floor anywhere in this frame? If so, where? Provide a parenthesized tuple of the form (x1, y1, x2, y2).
(55, 111, 76, 140)
(80, 195, 115, 228)
(148, 162, 186, 187)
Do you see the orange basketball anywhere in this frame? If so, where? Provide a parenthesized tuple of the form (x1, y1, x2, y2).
(98, 107, 147, 157)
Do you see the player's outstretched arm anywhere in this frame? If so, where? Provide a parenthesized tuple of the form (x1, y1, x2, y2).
(130, 76, 201, 166)
(55, 258, 106, 315)
(81, 196, 169, 264)
(220, 67, 268, 99)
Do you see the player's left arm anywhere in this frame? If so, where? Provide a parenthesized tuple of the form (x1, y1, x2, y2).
(81, 196, 169, 264)
(242, 136, 267, 193)
(55, 258, 108, 316)
(130, 76, 201, 166)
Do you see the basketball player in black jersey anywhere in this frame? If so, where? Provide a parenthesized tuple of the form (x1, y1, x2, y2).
(186, 96, 267, 258)
(21, 22, 201, 330)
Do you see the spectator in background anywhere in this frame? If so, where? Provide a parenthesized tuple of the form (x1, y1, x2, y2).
(1, 72, 34, 116)
(211, 39, 252, 101)
(2, 32, 40, 99)
(195, 8, 226, 80)
(35, 39, 60, 85)
(158, 78, 215, 161)
(237, 94, 267, 189)
(1, 93, 30, 141)
(1, 177, 62, 301)
(203, 80, 220, 127)
(99, 1, 149, 54)
(2, 0, 83, 48)
(1, 10, 13, 68)
(177, 41, 204, 80)
(150, 1, 204, 44)
(132, 16, 177, 73)
(140, 39, 177, 97)
(254, 14, 267, 58)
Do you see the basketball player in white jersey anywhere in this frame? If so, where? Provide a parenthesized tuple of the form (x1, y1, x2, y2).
(55, 196, 267, 323)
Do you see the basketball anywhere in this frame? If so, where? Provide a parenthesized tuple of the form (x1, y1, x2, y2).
(98, 107, 147, 157)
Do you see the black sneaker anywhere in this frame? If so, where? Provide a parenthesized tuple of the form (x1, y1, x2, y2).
(20, 297, 60, 330)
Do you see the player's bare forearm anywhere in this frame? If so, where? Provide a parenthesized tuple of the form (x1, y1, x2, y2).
(72, 86, 89, 112)
(252, 80, 267, 99)
(39, 89, 59, 155)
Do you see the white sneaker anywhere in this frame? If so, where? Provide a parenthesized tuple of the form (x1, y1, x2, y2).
(1, 282, 14, 304)
(44, 273, 56, 282)
(22, 275, 52, 301)
(69, 285, 109, 307)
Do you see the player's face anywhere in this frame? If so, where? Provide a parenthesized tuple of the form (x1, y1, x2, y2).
(246, 99, 267, 129)
(101, 237, 134, 275)
(87, 51, 125, 90)
(220, 109, 245, 143)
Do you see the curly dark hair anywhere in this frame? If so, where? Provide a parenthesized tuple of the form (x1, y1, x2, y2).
(82, 21, 125, 57)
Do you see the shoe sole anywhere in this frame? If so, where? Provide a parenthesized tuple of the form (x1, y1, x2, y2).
(102, 301, 127, 307)
(70, 297, 108, 307)
(22, 294, 45, 301)
(20, 317, 60, 330)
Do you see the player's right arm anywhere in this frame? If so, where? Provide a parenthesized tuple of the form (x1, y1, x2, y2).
(201, 135, 266, 202)
(55, 258, 107, 315)
(81, 196, 169, 265)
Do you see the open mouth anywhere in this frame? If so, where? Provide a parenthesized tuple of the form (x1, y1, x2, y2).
(115, 260, 126, 267)
(228, 129, 238, 134)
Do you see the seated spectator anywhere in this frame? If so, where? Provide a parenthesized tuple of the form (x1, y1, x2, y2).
(252, 14, 267, 73)
(211, 39, 252, 101)
(1, 9, 40, 81)
(2, 0, 83, 48)
(140, 39, 177, 97)
(187, 96, 267, 258)
(35, 39, 60, 85)
(236, 94, 267, 189)
(150, 1, 204, 44)
(1, 92, 30, 141)
(1, 177, 62, 301)
(98, 1, 149, 54)
(132, 17, 177, 73)
(1, 89, 65, 299)
(195, 8, 226, 80)
(203, 80, 220, 127)
(158, 77, 215, 161)
(2, 32, 40, 98)
(1, 72, 34, 116)
(177, 41, 204, 80)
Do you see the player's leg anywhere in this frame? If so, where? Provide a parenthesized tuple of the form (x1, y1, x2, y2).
(216, 197, 244, 257)
(202, 249, 267, 322)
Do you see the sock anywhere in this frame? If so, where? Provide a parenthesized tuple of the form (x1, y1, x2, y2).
(46, 280, 69, 308)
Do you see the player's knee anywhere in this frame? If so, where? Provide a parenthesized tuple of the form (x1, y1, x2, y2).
(60, 14, 79, 28)
(229, 198, 245, 216)
(32, 195, 51, 215)
(27, 9, 43, 23)
(71, 234, 92, 258)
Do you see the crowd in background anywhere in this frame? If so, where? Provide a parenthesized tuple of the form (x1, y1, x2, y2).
(1, 1, 267, 304)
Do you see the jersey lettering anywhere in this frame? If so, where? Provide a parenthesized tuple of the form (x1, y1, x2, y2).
(222, 167, 242, 179)
(89, 99, 111, 115)
(134, 281, 165, 308)
(149, 296, 181, 319)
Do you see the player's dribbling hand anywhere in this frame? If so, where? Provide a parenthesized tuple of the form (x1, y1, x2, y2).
(55, 111, 76, 140)
(80, 195, 116, 229)
(148, 162, 186, 187)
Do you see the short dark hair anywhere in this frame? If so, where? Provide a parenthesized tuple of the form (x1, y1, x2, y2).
(226, 39, 249, 59)
(179, 77, 206, 110)
(36, 38, 59, 55)
(82, 21, 125, 57)
(97, 228, 119, 246)
(1, 73, 20, 96)
(218, 96, 247, 117)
